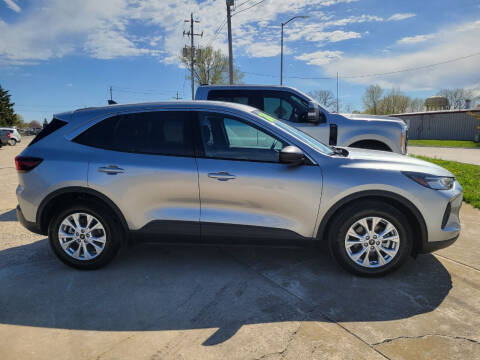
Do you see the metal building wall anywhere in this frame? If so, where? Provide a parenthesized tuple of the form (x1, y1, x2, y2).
(391, 110, 480, 140)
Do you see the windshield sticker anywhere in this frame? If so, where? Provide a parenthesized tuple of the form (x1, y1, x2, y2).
(256, 112, 276, 123)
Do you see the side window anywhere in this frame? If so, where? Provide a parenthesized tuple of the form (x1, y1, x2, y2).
(262, 92, 309, 123)
(198, 112, 287, 163)
(207, 90, 248, 105)
(74, 111, 193, 156)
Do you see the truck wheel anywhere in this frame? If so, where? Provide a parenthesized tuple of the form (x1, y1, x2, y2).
(328, 200, 412, 277)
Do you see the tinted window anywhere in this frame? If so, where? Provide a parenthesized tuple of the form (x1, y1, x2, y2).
(207, 90, 249, 105)
(198, 112, 286, 162)
(74, 111, 193, 156)
(262, 92, 309, 123)
(29, 118, 67, 147)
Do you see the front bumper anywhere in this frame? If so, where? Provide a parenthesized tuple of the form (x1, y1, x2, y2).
(16, 205, 43, 235)
(420, 235, 459, 253)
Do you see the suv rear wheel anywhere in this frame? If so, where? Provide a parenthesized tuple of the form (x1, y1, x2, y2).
(8, 139, 17, 146)
(48, 201, 122, 269)
(328, 201, 412, 276)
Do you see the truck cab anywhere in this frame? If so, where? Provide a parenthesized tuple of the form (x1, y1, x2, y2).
(195, 85, 408, 154)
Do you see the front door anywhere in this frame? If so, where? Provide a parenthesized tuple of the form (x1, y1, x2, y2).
(195, 111, 323, 242)
(261, 90, 330, 145)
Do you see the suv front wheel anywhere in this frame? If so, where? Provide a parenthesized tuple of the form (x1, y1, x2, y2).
(328, 201, 412, 276)
(48, 201, 122, 269)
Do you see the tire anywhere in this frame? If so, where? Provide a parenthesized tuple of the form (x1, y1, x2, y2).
(8, 139, 17, 146)
(48, 200, 123, 269)
(328, 200, 412, 277)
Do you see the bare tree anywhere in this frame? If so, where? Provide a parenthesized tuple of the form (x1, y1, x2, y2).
(377, 88, 410, 114)
(308, 90, 336, 112)
(437, 88, 474, 109)
(407, 98, 424, 112)
(180, 46, 243, 86)
(362, 84, 383, 114)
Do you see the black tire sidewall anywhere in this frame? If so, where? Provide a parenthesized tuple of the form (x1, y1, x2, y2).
(329, 202, 412, 277)
(8, 139, 16, 146)
(48, 202, 121, 269)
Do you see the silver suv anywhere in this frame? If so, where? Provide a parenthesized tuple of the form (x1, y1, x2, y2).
(15, 101, 462, 276)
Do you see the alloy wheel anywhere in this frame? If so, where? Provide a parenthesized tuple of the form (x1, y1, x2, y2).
(58, 212, 106, 261)
(344, 216, 400, 268)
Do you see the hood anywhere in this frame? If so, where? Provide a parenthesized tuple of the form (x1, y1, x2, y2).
(340, 147, 454, 177)
(341, 113, 406, 126)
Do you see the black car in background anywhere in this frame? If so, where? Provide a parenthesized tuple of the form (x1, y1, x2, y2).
(0, 130, 9, 148)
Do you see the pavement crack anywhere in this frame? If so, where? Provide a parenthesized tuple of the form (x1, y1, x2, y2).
(93, 334, 136, 360)
(254, 322, 302, 360)
(435, 254, 480, 272)
(372, 334, 480, 346)
(221, 248, 391, 360)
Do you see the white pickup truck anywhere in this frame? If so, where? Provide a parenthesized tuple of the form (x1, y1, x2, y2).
(195, 85, 408, 154)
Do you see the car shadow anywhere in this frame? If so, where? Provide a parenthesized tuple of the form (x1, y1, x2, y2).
(0, 209, 16, 222)
(0, 239, 452, 345)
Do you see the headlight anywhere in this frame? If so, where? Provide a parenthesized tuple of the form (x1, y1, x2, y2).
(402, 171, 455, 190)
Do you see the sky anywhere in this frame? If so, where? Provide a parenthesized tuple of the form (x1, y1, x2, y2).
(1, 0, 479, 122)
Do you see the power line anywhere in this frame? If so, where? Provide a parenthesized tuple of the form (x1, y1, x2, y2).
(342, 51, 480, 79)
(244, 51, 480, 80)
(235, 0, 254, 10)
(232, 0, 267, 17)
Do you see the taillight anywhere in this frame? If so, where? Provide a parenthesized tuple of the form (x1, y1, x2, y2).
(7, 133, 10, 138)
(15, 156, 43, 172)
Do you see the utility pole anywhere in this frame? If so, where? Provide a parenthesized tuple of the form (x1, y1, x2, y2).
(336, 72, 339, 113)
(110, 86, 113, 101)
(173, 91, 183, 100)
(184, 13, 202, 99)
(280, 16, 309, 85)
(226, 0, 234, 84)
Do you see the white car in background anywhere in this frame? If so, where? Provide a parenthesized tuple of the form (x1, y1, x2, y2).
(0, 127, 21, 146)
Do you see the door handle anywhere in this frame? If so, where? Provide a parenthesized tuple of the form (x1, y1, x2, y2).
(208, 171, 236, 181)
(98, 165, 125, 175)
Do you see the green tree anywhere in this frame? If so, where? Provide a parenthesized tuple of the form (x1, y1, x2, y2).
(181, 46, 244, 86)
(0, 84, 17, 127)
(362, 85, 383, 115)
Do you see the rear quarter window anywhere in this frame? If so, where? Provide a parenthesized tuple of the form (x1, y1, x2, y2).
(28, 118, 67, 146)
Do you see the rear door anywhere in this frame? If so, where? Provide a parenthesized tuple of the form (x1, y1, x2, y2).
(75, 110, 200, 239)
(194, 110, 323, 242)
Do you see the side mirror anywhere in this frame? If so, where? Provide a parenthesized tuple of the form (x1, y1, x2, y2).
(307, 101, 326, 124)
(279, 146, 305, 165)
(307, 101, 320, 123)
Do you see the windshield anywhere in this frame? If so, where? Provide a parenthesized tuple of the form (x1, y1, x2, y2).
(254, 111, 334, 156)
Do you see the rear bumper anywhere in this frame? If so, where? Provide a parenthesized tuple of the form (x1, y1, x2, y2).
(16, 205, 43, 235)
(420, 235, 459, 253)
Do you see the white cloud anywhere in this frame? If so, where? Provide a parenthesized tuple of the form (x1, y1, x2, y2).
(295, 50, 343, 66)
(387, 13, 416, 21)
(0, 0, 418, 66)
(3, 0, 20, 12)
(245, 43, 282, 58)
(397, 34, 435, 44)
(319, 20, 480, 91)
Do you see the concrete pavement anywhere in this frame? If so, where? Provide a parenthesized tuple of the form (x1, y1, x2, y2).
(408, 146, 480, 165)
(1, 138, 480, 359)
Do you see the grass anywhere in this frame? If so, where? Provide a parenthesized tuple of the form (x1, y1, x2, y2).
(408, 139, 480, 148)
(413, 155, 480, 209)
